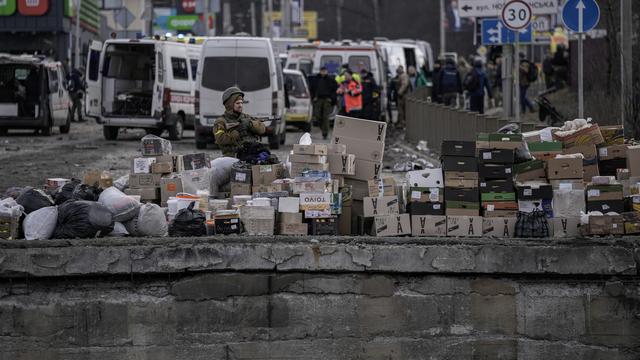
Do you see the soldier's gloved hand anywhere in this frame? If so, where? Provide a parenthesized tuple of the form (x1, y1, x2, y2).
(228, 129, 241, 141)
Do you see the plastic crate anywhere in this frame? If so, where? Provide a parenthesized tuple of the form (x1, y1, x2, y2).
(0, 214, 20, 240)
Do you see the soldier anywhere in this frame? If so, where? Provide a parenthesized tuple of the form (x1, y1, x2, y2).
(213, 87, 266, 158)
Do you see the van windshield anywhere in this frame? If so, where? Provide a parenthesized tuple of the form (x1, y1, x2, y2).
(202, 56, 270, 92)
(284, 73, 308, 98)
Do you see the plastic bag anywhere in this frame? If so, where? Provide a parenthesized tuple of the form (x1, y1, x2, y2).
(113, 174, 129, 191)
(16, 188, 54, 214)
(2, 187, 25, 200)
(181, 168, 211, 195)
(299, 132, 312, 145)
(98, 187, 140, 222)
(72, 183, 101, 202)
(54, 179, 82, 205)
(210, 157, 239, 196)
(53, 200, 114, 239)
(0, 198, 23, 217)
(109, 222, 129, 237)
(124, 203, 168, 237)
(169, 202, 206, 237)
(23, 206, 58, 240)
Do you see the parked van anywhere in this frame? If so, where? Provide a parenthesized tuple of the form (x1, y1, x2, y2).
(375, 40, 427, 79)
(285, 43, 317, 76)
(84, 38, 200, 141)
(195, 36, 286, 149)
(283, 69, 312, 132)
(0, 54, 71, 136)
(311, 42, 388, 121)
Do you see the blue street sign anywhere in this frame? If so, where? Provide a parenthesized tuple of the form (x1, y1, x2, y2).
(562, 0, 600, 33)
(481, 18, 532, 46)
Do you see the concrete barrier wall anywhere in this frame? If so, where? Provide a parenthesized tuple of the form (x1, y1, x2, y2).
(0, 236, 639, 359)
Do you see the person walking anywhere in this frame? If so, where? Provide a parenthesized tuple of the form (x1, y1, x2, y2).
(67, 68, 85, 122)
(438, 58, 462, 107)
(310, 66, 338, 139)
(213, 87, 266, 157)
(336, 70, 363, 118)
(359, 68, 379, 120)
(542, 54, 555, 89)
(394, 66, 410, 129)
(519, 56, 536, 113)
(465, 59, 493, 114)
(431, 60, 443, 103)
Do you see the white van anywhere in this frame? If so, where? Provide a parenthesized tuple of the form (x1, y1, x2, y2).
(195, 36, 286, 150)
(375, 40, 426, 79)
(0, 54, 71, 136)
(283, 69, 312, 132)
(285, 43, 318, 76)
(84, 38, 200, 141)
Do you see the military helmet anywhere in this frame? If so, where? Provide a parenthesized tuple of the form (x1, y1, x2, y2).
(222, 86, 245, 105)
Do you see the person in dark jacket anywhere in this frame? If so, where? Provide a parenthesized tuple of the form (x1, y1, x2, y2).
(468, 60, 493, 114)
(542, 54, 555, 89)
(431, 60, 442, 103)
(213, 87, 266, 157)
(309, 66, 338, 139)
(438, 58, 462, 106)
(67, 68, 85, 122)
(359, 68, 379, 120)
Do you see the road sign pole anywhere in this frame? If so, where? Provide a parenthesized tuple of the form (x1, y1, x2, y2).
(502, 45, 513, 119)
(514, 33, 520, 123)
(578, 32, 584, 118)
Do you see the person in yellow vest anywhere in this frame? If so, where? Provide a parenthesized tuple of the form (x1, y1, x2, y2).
(336, 70, 363, 117)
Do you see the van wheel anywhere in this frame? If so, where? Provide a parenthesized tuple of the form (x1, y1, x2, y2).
(168, 116, 184, 141)
(103, 126, 119, 140)
(269, 133, 281, 150)
(59, 111, 71, 134)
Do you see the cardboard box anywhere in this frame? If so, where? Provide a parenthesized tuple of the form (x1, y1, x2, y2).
(627, 145, 640, 177)
(583, 164, 600, 182)
(586, 184, 624, 201)
(292, 144, 328, 155)
(46, 178, 70, 189)
(552, 217, 581, 238)
(479, 163, 513, 180)
(406, 169, 444, 188)
(214, 214, 242, 235)
(599, 158, 627, 177)
(83, 169, 112, 189)
(482, 201, 518, 212)
(181, 168, 210, 194)
(332, 136, 384, 162)
(279, 223, 308, 235)
(130, 173, 162, 189)
(552, 124, 605, 148)
(482, 217, 517, 237)
(446, 216, 482, 237)
(411, 215, 447, 236)
(586, 200, 625, 213)
(445, 187, 479, 202)
(373, 214, 411, 236)
(231, 182, 252, 196)
(309, 217, 339, 235)
(513, 160, 546, 182)
(600, 125, 624, 146)
(299, 193, 332, 211)
(588, 215, 624, 236)
(280, 212, 303, 224)
(480, 192, 516, 202)
(290, 162, 330, 176)
(441, 140, 476, 157)
(529, 142, 563, 161)
(476, 133, 490, 151)
(446, 201, 480, 216)
(632, 195, 640, 212)
(345, 179, 369, 201)
(326, 144, 347, 155)
(369, 178, 397, 197)
(331, 193, 343, 215)
(339, 207, 352, 235)
(480, 179, 514, 193)
(160, 177, 183, 206)
(231, 167, 252, 184)
(564, 144, 598, 158)
(598, 144, 628, 161)
(488, 134, 523, 150)
(125, 187, 159, 201)
(349, 159, 382, 181)
(479, 149, 515, 164)
(291, 180, 331, 194)
(151, 162, 173, 174)
(522, 131, 542, 144)
(363, 196, 399, 217)
(445, 171, 479, 181)
(252, 164, 285, 185)
(328, 154, 356, 175)
(304, 209, 333, 219)
(445, 178, 478, 188)
(552, 190, 586, 217)
(442, 156, 478, 173)
(182, 153, 208, 171)
(333, 115, 387, 143)
(408, 202, 445, 216)
(278, 197, 300, 213)
(290, 154, 328, 164)
(409, 187, 443, 203)
(155, 154, 184, 173)
(516, 182, 553, 200)
(550, 179, 585, 190)
(622, 212, 640, 234)
(141, 136, 171, 156)
(131, 157, 156, 174)
(547, 158, 584, 180)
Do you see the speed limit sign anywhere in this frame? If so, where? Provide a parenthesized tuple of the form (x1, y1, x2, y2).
(501, 0, 532, 30)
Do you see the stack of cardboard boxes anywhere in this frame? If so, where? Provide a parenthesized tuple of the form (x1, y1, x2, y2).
(407, 168, 445, 236)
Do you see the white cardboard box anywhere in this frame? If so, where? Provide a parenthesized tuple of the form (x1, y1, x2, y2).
(411, 215, 447, 236)
(406, 168, 444, 188)
(278, 197, 300, 213)
(373, 214, 411, 236)
(299, 193, 332, 211)
(363, 196, 400, 217)
(447, 216, 483, 237)
(482, 217, 517, 237)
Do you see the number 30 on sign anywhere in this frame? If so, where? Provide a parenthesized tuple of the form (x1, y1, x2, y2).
(501, 0, 533, 30)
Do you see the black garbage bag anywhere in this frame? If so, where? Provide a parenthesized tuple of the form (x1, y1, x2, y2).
(237, 142, 278, 164)
(72, 183, 102, 202)
(54, 179, 82, 205)
(169, 202, 206, 237)
(53, 200, 114, 239)
(515, 210, 550, 238)
(16, 188, 55, 214)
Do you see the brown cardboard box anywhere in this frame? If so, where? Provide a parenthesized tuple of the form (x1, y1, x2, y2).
(292, 144, 328, 155)
(279, 223, 308, 235)
(444, 178, 478, 188)
(627, 145, 640, 177)
(446, 208, 481, 217)
(332, 136, 385, 162)
(160, 177, 183, 206)
(299, 193, 332, 211)
(552, 124, 605, 148)
(564, 144, 597, 158)
(231, 182, 252, 196)
(623, 212, 640, 234)
(600, 125, 625, 145)
(583, 164, 600, 183)
(151, 162, 173, 174)
(289, 154, 328, 164)
(291, 180, 331, 194)
(363, 196, 399, 217)
(411, 215, 447, 236)
(349, 159, 382, 181)
(125, 187, 159, 201)
(327, 144, 347, 155)
(252, 185, 280, 194)
(83, 169, 103, 187)
(252, 164, 285, 185)
(586, 184, 624, 201)
(141, 136, 171, 156)
(280, 212, 303, 224)
(444, 172, 480, 181)
(182, 153, 208, 171)
(409, 187, 443, 203)
(155, 154, 185, 173)
(446, 216, 482, 237)
(373, 214, 411, 236)
(368, 178, 397, 197)
(328, 154, 356, 175)
(552, 217, 581, 238)
(278, 197, 300, 213)
(339, 206, 352, 235)
(598, 144, 628, 161)
(547, 158, 584, 180)
(482, 217, 517, 237)
(345, 179, 369, 201)
(130, 173, 162, 189)
(333, 115, 387, 143)
(290, 162, 330, 176)
(588, 215, 624, 236)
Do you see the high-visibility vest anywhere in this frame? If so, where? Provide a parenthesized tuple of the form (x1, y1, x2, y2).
(340, 80, 362, 113)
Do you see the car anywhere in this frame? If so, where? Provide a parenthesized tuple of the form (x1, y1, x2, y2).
(284, 69, 312, 132)
(195, 36, 286, 150)
(84, 37, 201, 141)
(0, 54, 71, 136)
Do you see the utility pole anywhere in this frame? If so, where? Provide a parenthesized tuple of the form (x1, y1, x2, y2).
(337, 0, 343, 40)
(621, 0, 633, 138)
(268, 0, 273, 39)
(372, 0, 380, 35)
(203, 0, 210, 36)
(502, 46, 513, 120)
(74, 0, 81, 69)
(282, 0, 291, 37)
(440, 0, 445, 55)
(514, 35, 520, 123)
(250, 1, 257, 36)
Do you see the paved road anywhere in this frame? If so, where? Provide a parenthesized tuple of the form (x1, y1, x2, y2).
(0, 122, 327, 193)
